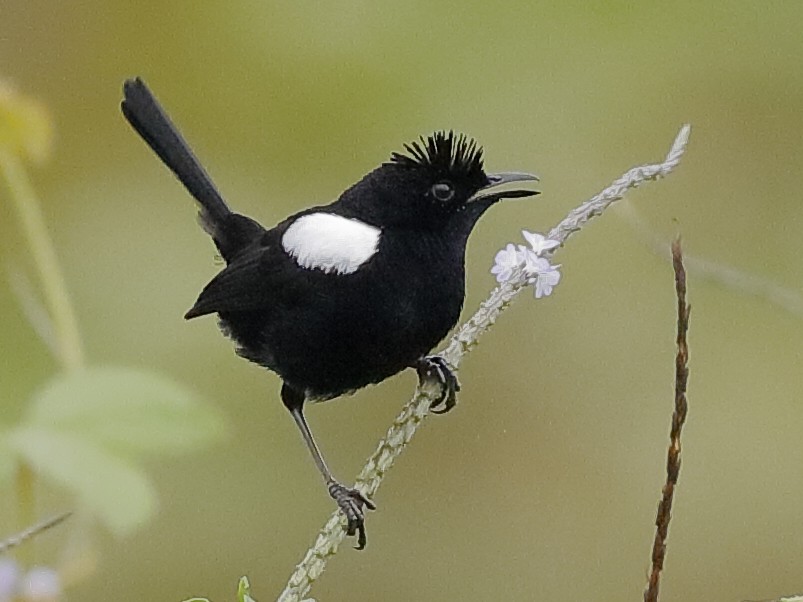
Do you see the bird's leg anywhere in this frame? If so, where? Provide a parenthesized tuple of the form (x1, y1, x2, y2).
(288, 407, 376, 549)
(415, 355, 461, 414)
(282, 384, 375, 549)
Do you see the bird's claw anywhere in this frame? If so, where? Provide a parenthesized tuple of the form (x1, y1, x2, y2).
(327, 480, 376, 550)
(416, 355, 461, 414)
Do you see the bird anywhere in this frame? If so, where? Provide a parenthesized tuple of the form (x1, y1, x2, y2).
(120, 77, 539, 549)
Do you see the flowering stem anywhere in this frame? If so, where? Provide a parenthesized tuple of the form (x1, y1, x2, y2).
(277, 125, 692, 602)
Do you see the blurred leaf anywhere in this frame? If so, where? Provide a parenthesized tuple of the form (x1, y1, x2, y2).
(0, 431, 15, 487)
(183, 599, 210, 602)
(0, 81, 53, 163)
(6, 426, 156, 536)
(24, 366, 227, 457)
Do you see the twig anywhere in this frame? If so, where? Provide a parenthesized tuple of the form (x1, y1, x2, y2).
(277, 125, 692, 602)
(643, 238, 690, 602)
(0, 512, 72, 555)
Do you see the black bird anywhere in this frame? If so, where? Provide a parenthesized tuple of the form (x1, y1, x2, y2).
(121, 77, 539, 549)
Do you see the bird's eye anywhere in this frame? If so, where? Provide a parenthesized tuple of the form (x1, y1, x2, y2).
(431, 181, 455, 202)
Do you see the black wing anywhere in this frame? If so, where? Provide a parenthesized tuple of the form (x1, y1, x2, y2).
(184, 222, 326, 319)
(185, 244, 282, 319)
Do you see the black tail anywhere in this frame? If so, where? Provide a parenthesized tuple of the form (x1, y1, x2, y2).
(121, 78, 232, 230)
(122, 78, 264, 261)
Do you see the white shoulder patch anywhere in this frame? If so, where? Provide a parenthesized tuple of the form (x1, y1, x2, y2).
(281, 212, 381, 275)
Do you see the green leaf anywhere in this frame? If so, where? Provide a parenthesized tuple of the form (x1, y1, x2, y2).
(7, 367, 226, 535)
(237, 577, 256, 602)
(25, 366, 226, 456)
(6, 426, 156, 535)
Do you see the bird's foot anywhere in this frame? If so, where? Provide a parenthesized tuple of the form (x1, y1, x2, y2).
(416, 355, 461, 414)
(327, 480, 376, 550)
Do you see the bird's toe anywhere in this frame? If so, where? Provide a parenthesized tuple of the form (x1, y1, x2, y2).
(416, 355, 461, 414)
(327, 481, 375, 550)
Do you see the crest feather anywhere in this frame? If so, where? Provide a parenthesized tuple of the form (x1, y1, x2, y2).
(390, 131, 484, 176)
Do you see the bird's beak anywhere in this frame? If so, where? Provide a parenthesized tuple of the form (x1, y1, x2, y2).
(468, 172, 540, 203)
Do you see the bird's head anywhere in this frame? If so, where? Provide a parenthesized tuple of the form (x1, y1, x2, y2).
(337, 131, 539, 232)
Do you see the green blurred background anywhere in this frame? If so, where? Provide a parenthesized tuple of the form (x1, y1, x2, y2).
(2, 2, 803, 600)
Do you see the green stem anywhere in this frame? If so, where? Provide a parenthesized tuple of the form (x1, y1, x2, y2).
(1, 146, 86, 563)
(0, 148, 84, 371)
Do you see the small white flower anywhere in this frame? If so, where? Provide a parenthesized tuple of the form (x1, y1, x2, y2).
(522, 230, 560, 255)
(491, 232, 563, 297)
(19, 566, 61, 601)
(491, 243, 524, 283)
(533, 263, 562, 299)
(520, 248, 550, 278)
(0, 558, 20, 600)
